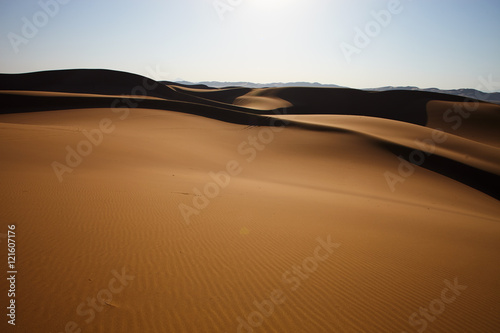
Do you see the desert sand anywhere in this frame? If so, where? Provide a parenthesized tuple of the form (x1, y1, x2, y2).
(0, 69, 499, 332)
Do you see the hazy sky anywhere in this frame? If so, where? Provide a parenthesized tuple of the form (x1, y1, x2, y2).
(1, 0, 499, 91)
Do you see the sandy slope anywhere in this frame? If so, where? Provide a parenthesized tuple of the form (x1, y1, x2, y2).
(0, 70, 499, 333)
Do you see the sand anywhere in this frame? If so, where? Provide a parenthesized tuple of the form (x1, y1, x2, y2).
(0, 69, 499, 332)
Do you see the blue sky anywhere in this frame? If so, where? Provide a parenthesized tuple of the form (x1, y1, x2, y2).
(1, 0, 499, 91)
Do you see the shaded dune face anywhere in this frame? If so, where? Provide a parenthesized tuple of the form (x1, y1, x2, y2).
(1, 69, 498, 198)
(0, 69, 499, 333)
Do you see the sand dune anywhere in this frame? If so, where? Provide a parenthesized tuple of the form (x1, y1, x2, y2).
(0, 69, 499, 332)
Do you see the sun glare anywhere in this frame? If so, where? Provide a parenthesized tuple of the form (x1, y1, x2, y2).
(249, 0, 293, 10)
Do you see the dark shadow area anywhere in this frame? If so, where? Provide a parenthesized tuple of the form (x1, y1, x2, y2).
(384, 143, 500, 200)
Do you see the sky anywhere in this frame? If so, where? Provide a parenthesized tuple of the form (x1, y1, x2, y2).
(1, 0, 500, 91)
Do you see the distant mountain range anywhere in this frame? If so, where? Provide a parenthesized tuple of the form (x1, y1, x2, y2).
(368, 86, 500, 104)
(173, 81, 343, 89)
(172, 81, 500, 104)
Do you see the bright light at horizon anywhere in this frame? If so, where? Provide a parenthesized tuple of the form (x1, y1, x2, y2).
(248, 0, 299, 11)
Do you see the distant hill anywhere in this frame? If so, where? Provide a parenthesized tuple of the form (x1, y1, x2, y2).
(173, 81, 500, 104)
(367, 86, 500, 105)
(173, 81, 344, 89)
